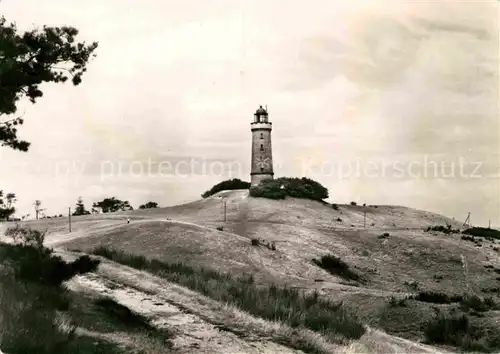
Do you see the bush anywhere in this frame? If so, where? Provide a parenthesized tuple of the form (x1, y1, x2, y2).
(412, 291, 463, 304)
(463, 227, 500, 240)
(0, 243, 100, 286)
(425, 225, 460, 234)
(202, 178, 250, 198)
(378, 233, 390, 239)
(388, 296, 407, 307)
(251, 238, 259, 246)
(312, 254, 362, 282)
(332, 203, 339, 210)
(423, 313, 500, 352)
(216, 226, 223, 231)
(460, 295, 498, 313)
(0, 241, 104, 354)
(350, 201, 357, 206)
(462, 235, 476, 242)
(5, 224, 46, 249)
(249, 177, 329, 201)
(424, 313, 472, 345)
(91, 247, 366, 347)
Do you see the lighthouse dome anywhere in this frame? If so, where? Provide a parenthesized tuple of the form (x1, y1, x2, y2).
(255, 105, 267, 115)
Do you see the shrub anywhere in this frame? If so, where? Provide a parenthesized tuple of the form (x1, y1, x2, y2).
(462, 235, 476, 242)
(202, 178, 250, 198)
(216, 226, 223, 231)
(0, 241, 104, 354)
(350, 201, 357, 206)
(460, 295, 498, 313)
(332, 203, 339, 210)
(312, 254, 362, 282)
(336, 217, 342, 222)
(412, 291, 462, 304)
(463, 227, 500, 240)
(249, 180, 287, 200)
(378, 233, 390, 239)
(388, 296, 407, 307)
(5, 225, 46, 249)
(423, 313, 500, 352)
(424, 313, 472, 345)
(425, 225, 460, 234)
(251, 238, 259, 246)
(91, 247, 366, 347)
(404, 280, 419, 290)
(250, 177, 329, 201)
(0, 243, 100, 286)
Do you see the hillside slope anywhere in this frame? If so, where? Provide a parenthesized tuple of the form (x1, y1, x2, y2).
(2, 190, 499, 351)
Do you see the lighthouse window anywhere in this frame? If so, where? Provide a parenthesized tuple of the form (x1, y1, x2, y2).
(261, 167, 264, 172)
(260, 144, 264, 151)
(260, 133, 264, 139)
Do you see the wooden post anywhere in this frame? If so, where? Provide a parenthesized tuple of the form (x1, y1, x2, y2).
(68, 207, 71, 233)
(224, 199, 227, 223)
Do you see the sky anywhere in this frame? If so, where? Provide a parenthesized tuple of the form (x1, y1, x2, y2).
(0, 0, 499, 226)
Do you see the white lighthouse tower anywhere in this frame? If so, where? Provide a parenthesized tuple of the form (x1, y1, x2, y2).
(250, 105, 274, 186)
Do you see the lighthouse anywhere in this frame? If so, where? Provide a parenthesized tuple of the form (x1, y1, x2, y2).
(250, 105, 274, 186)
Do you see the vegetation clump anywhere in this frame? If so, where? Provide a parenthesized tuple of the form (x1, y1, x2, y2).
(463, 227, 500, 241)
(378, 232, 390, 239)
(425, 225, 460, 234)
(92, 197, 133, 213)
(423, 313, 500, 352)
(0, 226, 103, 353)
(202, 178, 250, 198)
(139, 201, 158, 209)
(249, 177, 328, 201)
(388, 296, 407, 307)
(411, 291, 463, 304)
(312, 254, 362, 282)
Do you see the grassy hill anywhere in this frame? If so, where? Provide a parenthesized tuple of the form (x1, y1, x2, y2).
(2, 190, 500, 352)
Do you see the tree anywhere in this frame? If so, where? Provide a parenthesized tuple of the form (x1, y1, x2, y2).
(72, 196, 90, 216)
(93, 197, 133, 213)
(202, 178, 251, 198)
(0, 16, 98, 151)
(249, 177, 329, 201)
(0, 190, 16, 221)
(139, 201, 158, 209)
(33, 199, 44, 220)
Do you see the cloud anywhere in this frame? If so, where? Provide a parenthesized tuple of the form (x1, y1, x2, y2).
(414, 17, 492, 40)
